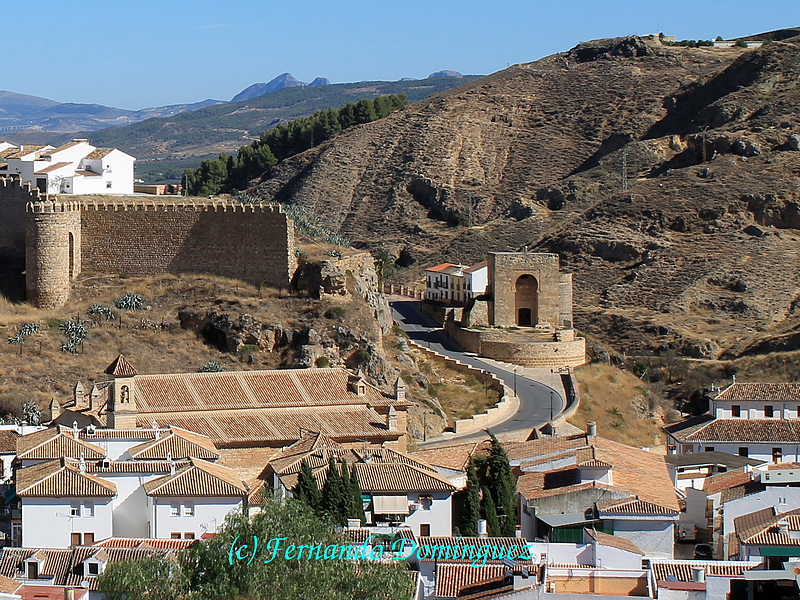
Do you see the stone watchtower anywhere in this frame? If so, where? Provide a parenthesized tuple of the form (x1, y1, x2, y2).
(105, 354, 138, 429)
(25, 201, 81, 308)
(486, 252, 573, 328)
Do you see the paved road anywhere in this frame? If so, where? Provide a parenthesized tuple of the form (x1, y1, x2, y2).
(390, 298, 565, 444)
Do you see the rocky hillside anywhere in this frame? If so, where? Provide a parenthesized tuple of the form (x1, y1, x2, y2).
(245, 35, 800, 361)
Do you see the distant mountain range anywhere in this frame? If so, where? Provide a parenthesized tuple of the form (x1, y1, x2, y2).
(0, 70, 466, 135)
(5, 74, 479, 167)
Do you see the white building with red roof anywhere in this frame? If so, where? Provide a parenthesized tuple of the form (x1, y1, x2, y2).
(0, 139, 134, 195)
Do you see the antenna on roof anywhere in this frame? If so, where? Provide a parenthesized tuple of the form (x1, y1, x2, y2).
(73, 420, 79, 437)
(79, 452, 86, 473)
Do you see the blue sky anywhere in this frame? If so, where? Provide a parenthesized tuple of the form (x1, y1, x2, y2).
(3, 0, 798, 109)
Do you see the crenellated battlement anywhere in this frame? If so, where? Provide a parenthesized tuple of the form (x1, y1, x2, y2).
(26, 200, 283, 213)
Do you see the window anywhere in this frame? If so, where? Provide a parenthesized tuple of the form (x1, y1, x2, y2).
(171, 532, 181, 539)
(419, 524, 430, 537)
(84, 532, 94, 545)
(705, 447, 715, 452)
(88, 562, 99, 576)
(26, 561, 38, 580)
(82, 502, 94, 518)
(739, 447, 749, 458)
(70, 504, 80, 517)
(106, 181, 113, 188)
(170, 502, 180, 517)
(184, 532, 195, 539)
(731, 405, 741, 417)
(71, 532, 82, 546)
(765, 405, 774, 418)
(183, 503, 194, 517)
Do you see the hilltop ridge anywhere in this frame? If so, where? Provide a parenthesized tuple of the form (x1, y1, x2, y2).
(241, 34, 800, 361)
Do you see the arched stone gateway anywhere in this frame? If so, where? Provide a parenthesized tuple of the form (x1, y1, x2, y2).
(515, 274, 538, 326)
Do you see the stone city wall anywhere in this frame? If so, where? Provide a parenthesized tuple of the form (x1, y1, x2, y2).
(0, 176, 40, 257)
(25, 200, 296, 308)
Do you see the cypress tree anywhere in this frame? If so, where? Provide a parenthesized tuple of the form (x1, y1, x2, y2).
(481, 487, 500, 537)
(348, 463, 367, 524)
(321, 456, 346, 525)
(293, 459, 321, 513)
(486, 432, 517, 537)
(460, 458, 481, 537)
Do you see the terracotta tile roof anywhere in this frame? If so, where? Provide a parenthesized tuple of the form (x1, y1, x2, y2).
(663, 415, 715, 438)
(247, 479, 268, 506)
(727, 533, 740, 558)
(736, 507, 800, 546)
(409, 442, 481, 471)
(651, 561, 757, 582)
(5, 145, 49, 159)
(0, 148, 18, 159)
(426, 263, 458, 273)
(596, 497, 679, 517)
(17, 459, 116, 497)
(280, 461, 455, 493)
(132, 367, 399, 413)
(675, 419, 800, 443)
(86, 460, 188, 474)
(703, 467, 753, 496)
(420, 538, 533, 565)
(136, 406, 393, 446)
(464, 261, 488, 274)
(34, 161, 71, 174)
(435, 563, 508, 598)
(584, 529, 643, 555)
(0, 548, 73, 581)
(91, 537, 196, 549)
(0, 575, 19, 595)
(105, 354, 137, 376)
(218, 447, 277, 480)
(143, 457, 247, 497)
(716, 382, 800, 402)
(74, 169, 102, 177)
(0, 430, 18, 454)
(40, 141, 87, 157)
(128, 427, 220, 460)
(80, 427, 154, 440)
(85, 148, 114, 159)
(515, 436, 679, 513)
(733, 506, 780, 542)
(17, 428, 105, 461)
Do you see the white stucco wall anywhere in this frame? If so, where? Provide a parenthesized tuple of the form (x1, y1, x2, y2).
(403, 492, 452, 538)
(149, 496, 242, 539)
(611, 520, 675, 559)
(22, 496, 113, 548)
(724, 488, 800, 542)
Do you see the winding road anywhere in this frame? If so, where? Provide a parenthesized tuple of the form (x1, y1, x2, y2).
(390, 298, 566, 446)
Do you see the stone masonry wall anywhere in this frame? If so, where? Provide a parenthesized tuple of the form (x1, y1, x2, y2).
(25, 200, 296, 308)
(488, 252, 562, 327)
(0, 176, 40, 257)
(80, 202, 295, 286)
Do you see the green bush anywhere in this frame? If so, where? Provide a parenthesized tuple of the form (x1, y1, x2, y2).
(315, 356, 330, 368)
(198, 361, 223, 373)
(352, 347, 371, 364)
(325, 306, 346, 319)
(115, 293, 144, 311)
(88, 304, 115, 320)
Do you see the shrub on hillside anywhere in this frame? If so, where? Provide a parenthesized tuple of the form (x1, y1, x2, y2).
(115, 293, 144, 311)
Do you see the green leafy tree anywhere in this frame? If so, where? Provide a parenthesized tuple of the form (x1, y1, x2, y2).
(99, 501, 413, 600)
(293, 459, 322, 512)
(373, 250, 398, 286)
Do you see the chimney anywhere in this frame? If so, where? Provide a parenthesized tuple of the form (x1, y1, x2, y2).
(346, 518, 361, 529)
(515, 525, 522, 538)
(777, 520, 790, 536)
(691, 567, 706, 583)
(388, 406, 398, 431)
(395, 377, 406, 402)
(74, 381, 86, 410)
(49, 397, 62, 421)
(587, 422, 597, 438)
(478, 519, 488, 538)
(65, 589, 75, 600)
(89, 384, 102, 410)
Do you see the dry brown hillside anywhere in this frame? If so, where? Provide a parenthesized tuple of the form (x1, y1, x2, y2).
(246, 35, 800, 360)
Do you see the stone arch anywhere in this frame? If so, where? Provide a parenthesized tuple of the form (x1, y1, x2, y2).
(515, 274, 538, 326)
